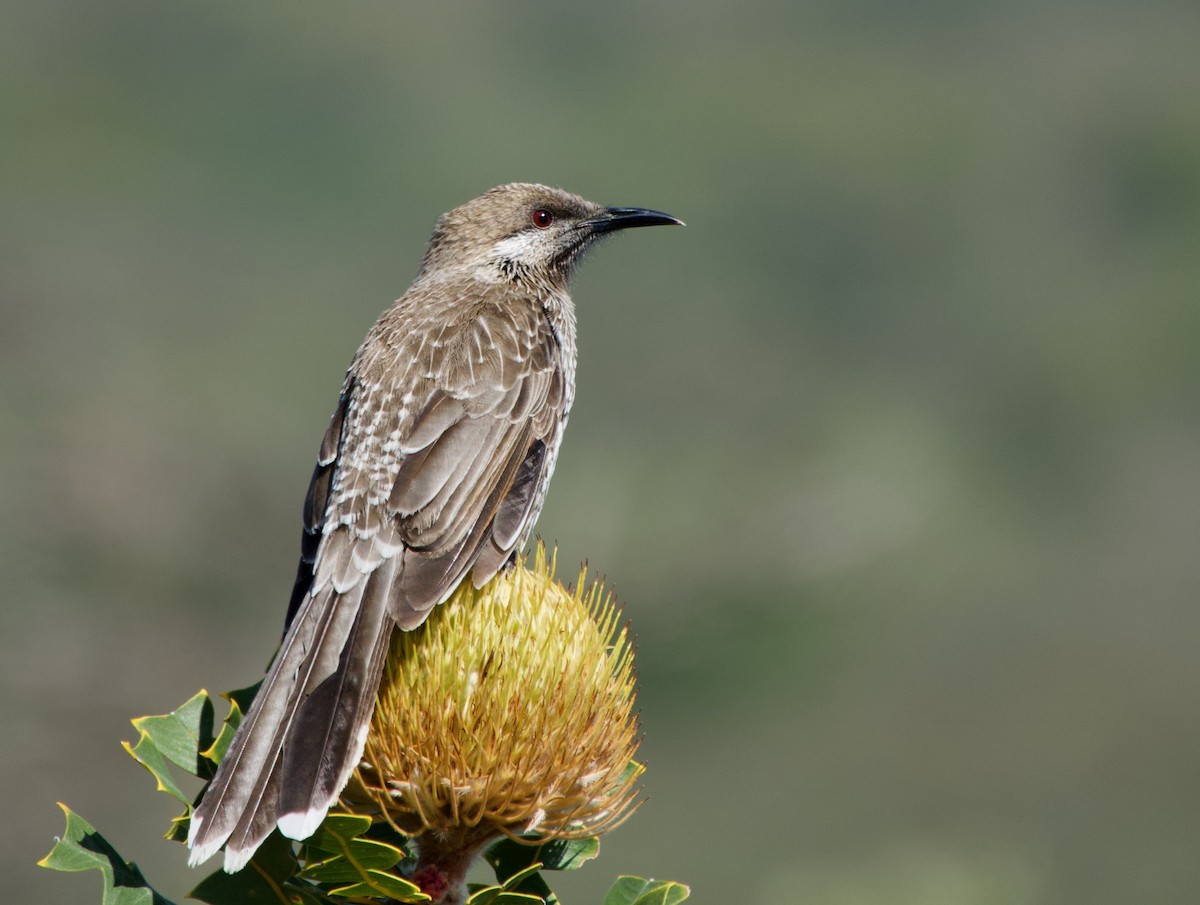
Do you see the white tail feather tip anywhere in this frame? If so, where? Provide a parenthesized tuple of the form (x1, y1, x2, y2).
(277, 807, 327, 842)
(222, 845, 255, 874)
(186, 836, 224, 870)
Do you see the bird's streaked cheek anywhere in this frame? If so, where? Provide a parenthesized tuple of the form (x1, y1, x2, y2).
(490, 232, 553, 267)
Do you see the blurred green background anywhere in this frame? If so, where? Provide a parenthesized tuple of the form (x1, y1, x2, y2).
(5, 1, 1200, 903)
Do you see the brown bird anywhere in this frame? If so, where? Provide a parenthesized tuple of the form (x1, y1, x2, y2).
(187, 183, 682, 871)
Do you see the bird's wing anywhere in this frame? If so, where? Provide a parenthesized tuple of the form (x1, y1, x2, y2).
(311, 296, 567, 628)
(188, 295, 567, 870)
(282, 376, 353, 634)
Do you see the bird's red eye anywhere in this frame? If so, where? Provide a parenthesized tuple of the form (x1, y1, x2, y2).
(531, 209, 554, 229)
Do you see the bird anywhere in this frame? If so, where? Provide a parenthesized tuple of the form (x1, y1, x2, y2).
(186, 183, 682, 872)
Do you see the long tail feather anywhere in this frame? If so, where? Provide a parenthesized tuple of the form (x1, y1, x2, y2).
(186, 578, 367, 870)
(276, 556, 398, 840)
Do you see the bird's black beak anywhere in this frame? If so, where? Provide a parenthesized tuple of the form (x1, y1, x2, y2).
(587, 206, 685, 234)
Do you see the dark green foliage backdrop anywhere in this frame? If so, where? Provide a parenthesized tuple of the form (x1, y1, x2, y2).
(5, 2, 1200, 902)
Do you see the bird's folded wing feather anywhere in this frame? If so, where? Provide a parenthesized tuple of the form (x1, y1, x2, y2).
(189, 293, 566, 869)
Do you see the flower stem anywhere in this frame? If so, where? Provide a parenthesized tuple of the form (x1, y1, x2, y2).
(411, 829, 498, 905)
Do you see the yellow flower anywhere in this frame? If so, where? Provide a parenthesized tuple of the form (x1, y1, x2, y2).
(344, 543, 641, 900)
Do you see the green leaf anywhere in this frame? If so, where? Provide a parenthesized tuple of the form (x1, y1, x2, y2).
(328, 869, 427, 900)
(469, 860, 556, 905)
(301, 838, 407, 882)
(296, 812, 424, 902)
(201, 683, 260, 765)
(496, 863, 544, 888)
(188, 831, 305, 905)
(484, 835, 600, 905)
(539, 837, 600, 871)
(163, 815, 190, 846)
(135, 691, 217, 774)
(121, 686, 263, 844)
(604, 876, 691, 905)
(38, 803, 180, 905)
(487, 835, 599, 876)
(299, 813, 376, 853)
(618, 759, 647, 786)
(122, 691, 219, 804)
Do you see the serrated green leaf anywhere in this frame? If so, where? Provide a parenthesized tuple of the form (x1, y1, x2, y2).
(187, 831, 302, 905)
(38, 803, 179, 905)
(122, 734, 193, 807)
(134, 692, 217, 772)
(122, 691, 219, 804)
(604, 876, 690, 905)
(201, 683, 260, 765)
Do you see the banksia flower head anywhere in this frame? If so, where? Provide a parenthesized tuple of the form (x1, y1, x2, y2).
(345, 542, 641, 902)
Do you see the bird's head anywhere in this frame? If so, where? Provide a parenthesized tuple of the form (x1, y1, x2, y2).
(418, 183, 682, 289)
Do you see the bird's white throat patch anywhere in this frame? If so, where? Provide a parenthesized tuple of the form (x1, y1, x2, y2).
(490, 231, 552, 267)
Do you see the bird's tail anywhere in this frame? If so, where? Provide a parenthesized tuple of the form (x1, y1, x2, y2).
(186, 556, 397, 872)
